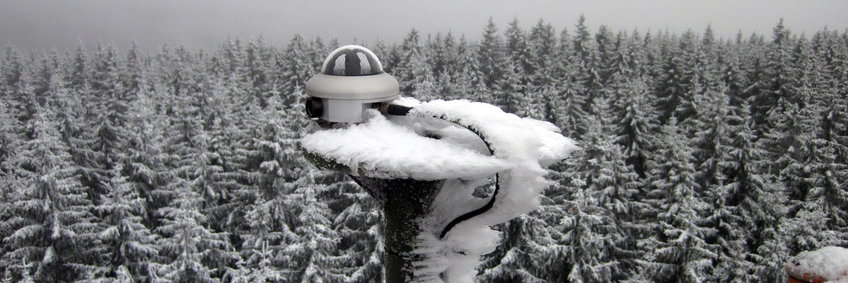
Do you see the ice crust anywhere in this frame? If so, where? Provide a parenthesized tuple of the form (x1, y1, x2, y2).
(301, 99, 578, 283)
(786, 246, 848, 282)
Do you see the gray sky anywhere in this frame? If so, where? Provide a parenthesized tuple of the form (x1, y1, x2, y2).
(1, 0, 847, 52)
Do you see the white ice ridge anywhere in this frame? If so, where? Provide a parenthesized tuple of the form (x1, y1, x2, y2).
(409, 100, 577, 224)
(407, 100, 578, 283)
(786, 246, 848, 282)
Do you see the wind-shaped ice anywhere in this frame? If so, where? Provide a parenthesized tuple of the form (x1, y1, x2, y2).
(301, 99, 578, 283)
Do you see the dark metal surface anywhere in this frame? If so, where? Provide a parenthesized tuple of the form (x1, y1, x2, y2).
(304, 148, 444, 282)
(349, 176, 444, 283)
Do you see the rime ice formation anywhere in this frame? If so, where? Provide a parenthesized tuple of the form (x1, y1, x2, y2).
(786, 246, 848, 283)
(300, 109, 510, 181)
(301, 99, 578, 283)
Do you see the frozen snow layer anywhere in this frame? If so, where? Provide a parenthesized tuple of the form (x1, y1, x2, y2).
(786, 246, 848, 282)
(301, 110, 510, 180)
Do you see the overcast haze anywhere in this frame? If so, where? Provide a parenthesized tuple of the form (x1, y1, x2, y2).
(1, 0, 847, 51)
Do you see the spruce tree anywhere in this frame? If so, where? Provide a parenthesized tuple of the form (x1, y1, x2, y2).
(558, 188, 615, 283)
(75, 44, 131, 207)
(278, 174, 344, 282)
(327, 178, 383, 282)
(752, 19, 797, 127)
(478, 18, 506, 89)
(282, 35, 315, 106)
(639, 119, 716, 283)
(612, 75, 657, 178)
(552, 28, 589, 138)
(580, 112, 644, 280)
(3, 108, 100, 281)
(95, 167, 159, 280)
(453, 36, 489, 102)
(155, 176, 232, 282)
(655, 31, 702, 125)
(478, 215, 555, 283)
(496, 59, 529, 115)
(156, 84, 237, 280)
(122, 82, 170, 230)
(525, 19, 557, 121)
(712, 103, 779, 281)
(572, 15, 601, 113)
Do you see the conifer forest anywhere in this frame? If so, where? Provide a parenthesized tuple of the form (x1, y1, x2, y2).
(1, 17, 847, 282)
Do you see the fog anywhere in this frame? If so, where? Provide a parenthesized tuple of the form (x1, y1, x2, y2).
(1, 0, 846, 51)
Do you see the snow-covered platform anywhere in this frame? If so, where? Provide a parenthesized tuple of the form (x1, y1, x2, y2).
(301, 109, 508, 181)
(301, 99, 575, 181)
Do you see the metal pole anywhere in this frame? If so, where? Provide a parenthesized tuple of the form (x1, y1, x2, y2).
(349, 176, 443, 283)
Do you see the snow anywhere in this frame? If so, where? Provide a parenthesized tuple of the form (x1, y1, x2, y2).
(301, 109, 510, 180)
(786, 246, 848, 282)
(302, 98, 578, 283)
(409, 100, 577, 225)
(408, 100, 577, 282)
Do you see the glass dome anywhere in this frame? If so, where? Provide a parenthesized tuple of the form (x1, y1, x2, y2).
(321, 45, 384, 76)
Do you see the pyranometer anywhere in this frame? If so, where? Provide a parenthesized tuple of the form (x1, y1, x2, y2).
(304, 45, 400, 124)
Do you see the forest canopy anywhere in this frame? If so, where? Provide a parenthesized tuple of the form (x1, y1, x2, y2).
(1, 17, 847, 282)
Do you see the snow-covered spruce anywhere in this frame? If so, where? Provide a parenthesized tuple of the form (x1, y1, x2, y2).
(301, 99, 578, 282)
